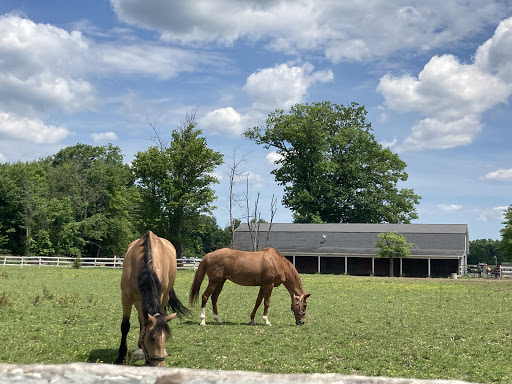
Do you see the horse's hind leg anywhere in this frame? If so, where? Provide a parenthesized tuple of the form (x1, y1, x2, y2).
(199, 281, 218, 326)
(250, 287, 264, 326)
(211, 279, 226, 325)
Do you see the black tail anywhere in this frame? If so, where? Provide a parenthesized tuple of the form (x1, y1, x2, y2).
(166, 287, 192, 318)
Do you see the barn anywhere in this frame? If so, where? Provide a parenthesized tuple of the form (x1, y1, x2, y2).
(233, 223, 469, 278)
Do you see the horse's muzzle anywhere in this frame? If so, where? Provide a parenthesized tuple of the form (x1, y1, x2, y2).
(295, 319, 304, 326)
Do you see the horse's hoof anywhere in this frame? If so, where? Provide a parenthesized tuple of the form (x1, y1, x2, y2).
(133, 348, 144, 360)
(199, 322, 206, 326)
(249, 321, 255, 326)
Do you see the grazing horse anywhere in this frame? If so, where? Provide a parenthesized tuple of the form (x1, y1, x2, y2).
(189, 247, 310, 326)
(114, 231, 190, 366)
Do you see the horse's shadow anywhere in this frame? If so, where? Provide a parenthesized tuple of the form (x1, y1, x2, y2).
(179, 320, 281, 327)
(87, 349, 118, 364)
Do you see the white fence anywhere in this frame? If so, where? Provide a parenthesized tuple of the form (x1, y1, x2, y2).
(0, 255, 201, 270)
(500, 264, 512, 278)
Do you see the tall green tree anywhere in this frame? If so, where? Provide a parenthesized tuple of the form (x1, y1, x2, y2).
(46, 143, 138, 257)
(133, 113, 223, 257)
(244, 101, 420, 223)
(498, 205, 512, 261)
(0, 161, 50, 255)
(375, 231, 417, 277)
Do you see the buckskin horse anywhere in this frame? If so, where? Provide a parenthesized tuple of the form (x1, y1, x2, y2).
(115, 231, 190, 366)
(189, 247, 310, 326)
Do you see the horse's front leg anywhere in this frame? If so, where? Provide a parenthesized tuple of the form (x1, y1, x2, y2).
(133, 303, 145, 360)
(115, 299, 132, 364)
(262, 285, 274, 326)
(250, 287, 264, 326)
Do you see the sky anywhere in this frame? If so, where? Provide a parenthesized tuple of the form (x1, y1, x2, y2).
(0, 0, 511, 241)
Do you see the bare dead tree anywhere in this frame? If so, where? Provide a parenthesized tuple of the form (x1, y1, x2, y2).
(265, 194, 278, 248)
(226, 148, 248, 247)
(244, 176, 262, 251)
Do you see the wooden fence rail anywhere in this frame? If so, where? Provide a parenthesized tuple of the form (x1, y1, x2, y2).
(0, 255, 201, 270)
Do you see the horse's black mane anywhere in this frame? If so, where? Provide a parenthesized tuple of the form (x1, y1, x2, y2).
(137, 231, 167, 323)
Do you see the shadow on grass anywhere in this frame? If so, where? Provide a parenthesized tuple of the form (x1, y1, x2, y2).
(179, 320, 295, 327)
(87, 348, 118, 364)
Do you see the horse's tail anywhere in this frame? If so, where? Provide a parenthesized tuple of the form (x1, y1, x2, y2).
(166, 287, 192, 319)
(189, 255, 208, 307)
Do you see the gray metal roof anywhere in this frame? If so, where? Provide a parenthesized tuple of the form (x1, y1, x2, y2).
(233, 223, 468, 258)
(236, 223, 468, 234)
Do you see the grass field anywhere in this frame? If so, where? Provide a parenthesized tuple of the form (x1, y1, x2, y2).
(0, 266, 511, 383)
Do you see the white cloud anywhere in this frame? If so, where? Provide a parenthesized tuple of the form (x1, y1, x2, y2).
(378, 18, 512, 152)
(483, 168, 512, 181)
(98, 43, 221, 80)
(110, 1, 507, 63)
(378, 55, 510, 121)
(475, 17, 512, 82)
(237, 171, 264, 188)
(266, 151, 283, 165)
(438, 204, 462, 211)
(200, 107, 245, 137)
(396, 116, 482, 152)
(0, 112, 69, 144)
(479, 206, 507, 222)
(91, 132, 119, 142)
(380, 138, 397, 149)
(0, 15, 95, 115)
(243, 62, 333, 112)
(0, 153, 7, 163)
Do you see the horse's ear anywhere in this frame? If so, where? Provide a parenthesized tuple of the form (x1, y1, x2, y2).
(165, 313, 177, 322)
(304, 293, 311, 299)
(147, 314, 157, 325)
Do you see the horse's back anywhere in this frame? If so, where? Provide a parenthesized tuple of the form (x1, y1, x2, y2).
(206, 247, 284, 286)
(121, 231, 177, 297)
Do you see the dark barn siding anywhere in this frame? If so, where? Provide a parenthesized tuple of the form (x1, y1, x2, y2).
(234, 223, 468, 278)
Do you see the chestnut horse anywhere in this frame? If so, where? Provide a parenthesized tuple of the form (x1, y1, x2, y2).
(189, 247, 310, 326)
(115, 231, 190, 366)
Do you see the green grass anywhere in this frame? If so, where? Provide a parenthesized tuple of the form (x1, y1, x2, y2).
(1, 267, 511, 383)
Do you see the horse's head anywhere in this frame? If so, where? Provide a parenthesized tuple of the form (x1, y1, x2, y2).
(291, 293, 310, 325)
(141, 313, 176, 367)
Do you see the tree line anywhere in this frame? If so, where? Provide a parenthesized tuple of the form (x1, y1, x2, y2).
(2, 100, 508, 260)
(469, 206, 512, 265)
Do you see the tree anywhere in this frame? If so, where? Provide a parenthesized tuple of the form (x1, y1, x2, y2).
(498, 205, 512, 261)
(375, 231, 417, 277)
(183, 215, 230, 257)
(133, 112, 223, 257)
(47, 143, 138, 257)
(469, 239, 503, 265)
(244, 101, 420, 224)
(0, 162, 50, 255)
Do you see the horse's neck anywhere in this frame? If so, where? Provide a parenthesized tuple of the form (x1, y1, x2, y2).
(281, 259, 304, 296)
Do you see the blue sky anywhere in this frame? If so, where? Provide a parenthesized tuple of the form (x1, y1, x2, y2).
(0, 1, 511, 241)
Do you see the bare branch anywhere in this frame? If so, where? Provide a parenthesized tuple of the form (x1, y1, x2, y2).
(147, 114, 166, 151)
(266, 194, 278, 247)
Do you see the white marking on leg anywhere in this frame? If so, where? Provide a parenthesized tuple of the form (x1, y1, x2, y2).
(213, 313, 223, 324)
(133, 348, 144, 360)
(263, 315, 272, 326)
(199, 307, 206, 326)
